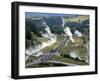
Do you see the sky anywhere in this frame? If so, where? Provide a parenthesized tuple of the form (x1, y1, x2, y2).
(25, 12, 80, 18)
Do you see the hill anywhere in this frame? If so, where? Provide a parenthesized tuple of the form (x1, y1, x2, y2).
(25, 14, 89, 48)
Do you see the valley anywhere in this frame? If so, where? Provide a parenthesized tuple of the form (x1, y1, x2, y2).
(25, 12, 89, 68)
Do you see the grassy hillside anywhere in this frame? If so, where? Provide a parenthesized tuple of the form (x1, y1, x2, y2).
(65, 15, 89, 23)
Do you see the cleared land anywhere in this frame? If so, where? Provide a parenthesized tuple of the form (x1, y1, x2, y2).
(65, 15, 89, 23)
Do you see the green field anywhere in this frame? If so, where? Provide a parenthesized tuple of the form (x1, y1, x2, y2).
(59, 36, 88, 57)
(26, 35, 89, 66)
(37, 37, 48, 42)
(41, 35, 64, 53)
(51, 55, 88, 65)
(65, 15, 89, 23)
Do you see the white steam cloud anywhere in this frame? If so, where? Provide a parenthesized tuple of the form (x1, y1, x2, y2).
(74, 30, 83, 37)
(64, 27, 75, 43)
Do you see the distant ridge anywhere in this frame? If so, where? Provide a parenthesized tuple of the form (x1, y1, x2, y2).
(25, 12, 79, 19)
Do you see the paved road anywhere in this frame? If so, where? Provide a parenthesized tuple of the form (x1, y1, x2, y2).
(35, 36, 69, 62)
(55, 37, 70, 52)
(26, 36, 70, 66)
